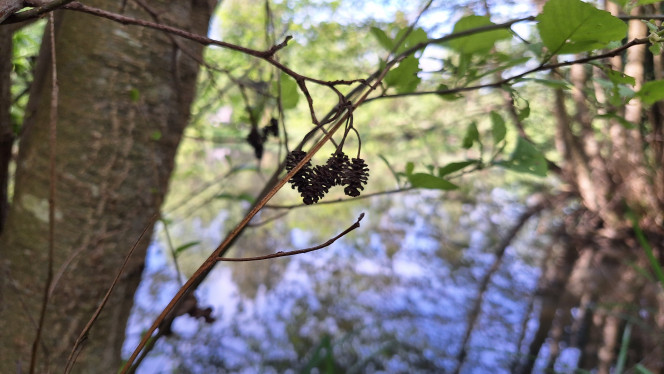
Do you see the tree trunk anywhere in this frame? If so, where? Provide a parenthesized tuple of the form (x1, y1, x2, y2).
(0, 1, 215, 372)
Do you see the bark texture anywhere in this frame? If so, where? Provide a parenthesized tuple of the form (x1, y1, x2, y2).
(0, 1, 215, 372)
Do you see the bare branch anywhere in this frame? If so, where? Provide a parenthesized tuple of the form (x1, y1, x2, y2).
(2, 0, 76, 24)
(0, 0, 22, 24)
(218, 213, 364, 262)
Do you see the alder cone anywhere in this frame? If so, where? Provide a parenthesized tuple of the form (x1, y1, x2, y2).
(285, 150, 313, 195)
(342, 158, 369, 197)
(326, 152, 349, 186)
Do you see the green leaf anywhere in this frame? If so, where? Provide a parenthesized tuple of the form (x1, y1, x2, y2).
(649, 43, 663, 56)
(273, 72, 300, 109)
(408, 173, 459, 190)
(516, 97, 530, 121)
(438, 160, 476, 177)
(174, 241, 201, 256)
(462, 121, 479, 149)
(370, 26, 394, 51)
(446, 15, 512, 55)
(393, 27, 428, 54)
(150, 131, 162, 141)
(384, 54, 421, 93)
(436, 83, 462, 101)
(490, 111, 506, 144)
(537, 0, 627, 54)
(523, 78, 571, 89)
(405, 162, 415, 177)
(499, 137, 548, 177)
(637, 80, 664, 105)
(614, 322, 631, 374)
(371, 27, 428, 55)
(605, 68, 636, 86)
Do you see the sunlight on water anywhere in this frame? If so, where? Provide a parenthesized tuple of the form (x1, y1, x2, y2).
(124, 188, 549, 373)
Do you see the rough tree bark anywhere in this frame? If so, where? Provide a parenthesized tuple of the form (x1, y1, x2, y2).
(0, 1, 215, 372)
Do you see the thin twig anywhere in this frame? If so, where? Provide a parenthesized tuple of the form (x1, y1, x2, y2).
(29, 13, 57, 374)
(63, 214, 158, 374)
(247, 211, 289, 227)
(160, 217, 184, 284)
(219, 213, 364, 262)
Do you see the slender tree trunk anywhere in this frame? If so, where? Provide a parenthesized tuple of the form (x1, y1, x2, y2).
(0, 1, 215, 372)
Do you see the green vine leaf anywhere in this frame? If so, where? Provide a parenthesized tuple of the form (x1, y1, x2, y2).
(394, 27, 428, 54)
(637, 80, 664, 105)
(370, 26, 394, 51)
(605, 68, 636, 86)
(408, 173, 459, 190)
(462, 121, 480, 149)
(498, 137, 548, 177)
(370, 26, 428, 55)
(445, 15, 512, 55)
(385, 54, 421, 93)
(405, 161, 415, 177)
(438, 160, 477, 177)
(537, 0, 627, 54)
(436, 83, 462, 101)
(490, 111, 506, 144)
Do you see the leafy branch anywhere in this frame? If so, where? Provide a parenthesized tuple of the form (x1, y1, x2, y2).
(367, 36, 651, 103)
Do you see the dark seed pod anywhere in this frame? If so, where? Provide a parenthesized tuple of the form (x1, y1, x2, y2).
(312, 164, 335, 195)
(264, 117, 279, 138)
(299, 180, 326, 205)
(325, 152, 349, 186)
(285, 150, 313, 194)
(246, 126, 264, 159)
(342, 158, 369, 197)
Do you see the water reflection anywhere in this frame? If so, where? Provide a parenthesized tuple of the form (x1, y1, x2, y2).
(124, 188, 549, 373)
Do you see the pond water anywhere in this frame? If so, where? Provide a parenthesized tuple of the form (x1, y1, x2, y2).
(123, 188, 561, 373)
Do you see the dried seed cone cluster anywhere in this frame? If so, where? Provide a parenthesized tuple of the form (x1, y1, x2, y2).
(285, 151, 369, 204)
